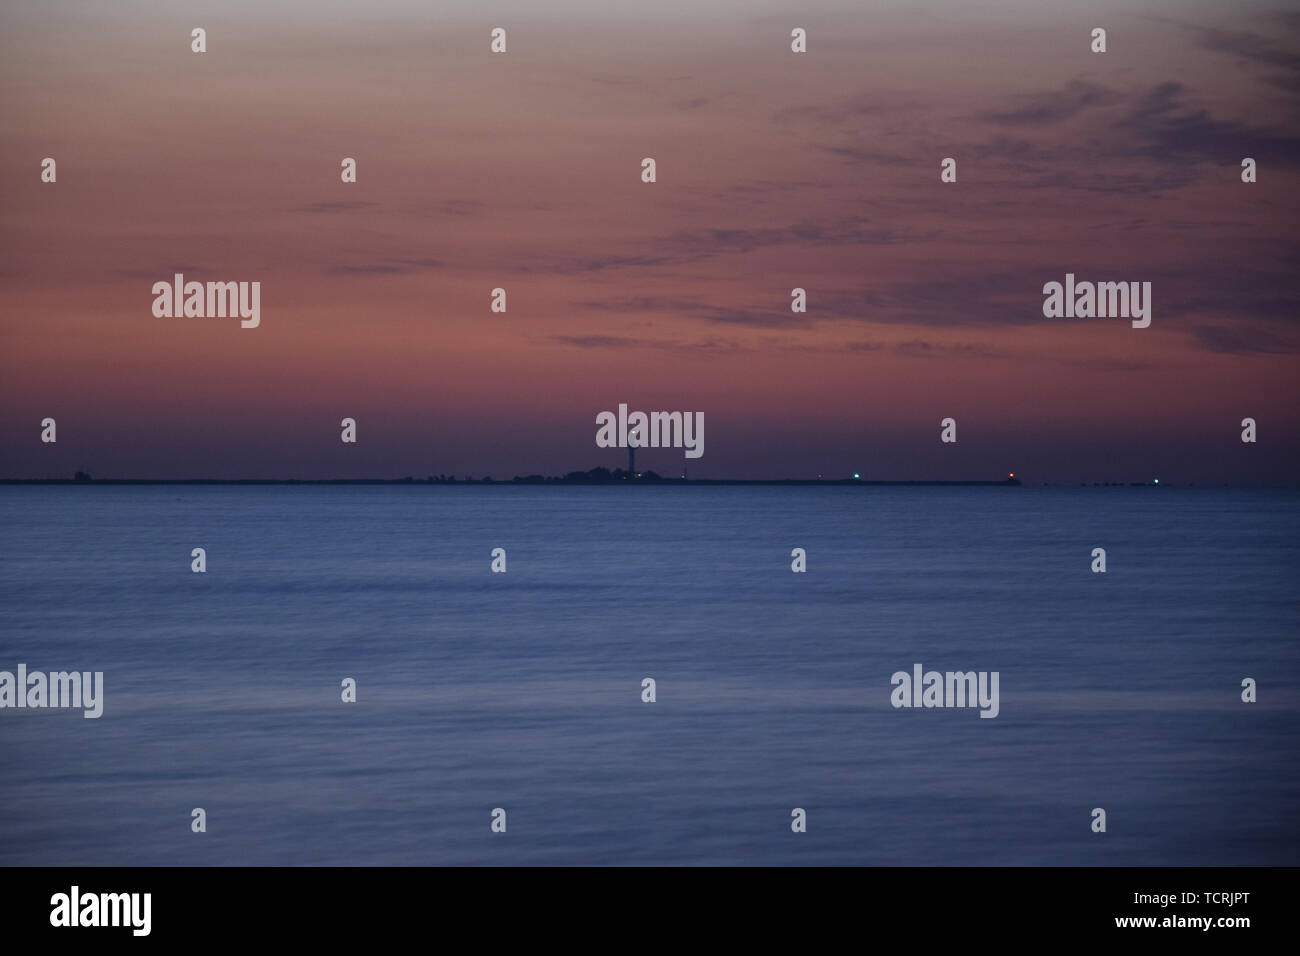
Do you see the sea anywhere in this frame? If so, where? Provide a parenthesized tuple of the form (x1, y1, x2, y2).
(0, 485, 1296, 865)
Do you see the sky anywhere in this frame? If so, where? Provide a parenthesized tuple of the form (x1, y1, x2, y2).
(1, 0, 1298, 482)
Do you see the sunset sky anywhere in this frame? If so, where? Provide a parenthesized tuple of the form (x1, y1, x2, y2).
(2, 0, 1297, 481)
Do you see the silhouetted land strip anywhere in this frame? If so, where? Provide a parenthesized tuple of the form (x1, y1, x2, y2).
(5, 468, 1023, 487)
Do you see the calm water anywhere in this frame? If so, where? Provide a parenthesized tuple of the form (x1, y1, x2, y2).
(0, 486, 1296, 866)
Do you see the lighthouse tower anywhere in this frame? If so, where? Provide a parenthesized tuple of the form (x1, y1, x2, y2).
(628, 428, 638, 478)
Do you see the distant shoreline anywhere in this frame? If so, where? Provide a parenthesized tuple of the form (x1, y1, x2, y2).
(2, 477, 1033, 487)
(5, 478, 1288, 488)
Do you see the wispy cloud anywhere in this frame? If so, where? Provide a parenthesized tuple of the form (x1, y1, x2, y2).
(575, 295, 809, 329)
(1188, 324, 1300, 355)
(818, 145, 913, 167)
(298, 201, 380, 214)
(324, 257, 441, 276)
(550, 334, 749, 353)
(1116, 81, 1300, 165)
(978, 79, 1124, 126)
(1182, 19, 1300, 94)
(521, 222, 915, 276)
